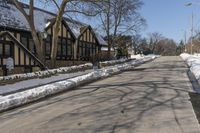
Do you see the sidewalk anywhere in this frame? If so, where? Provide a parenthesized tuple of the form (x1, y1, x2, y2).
(0, 56, 152, 96)
(0, 56, 155, 112)
(0, 70, 93, 95)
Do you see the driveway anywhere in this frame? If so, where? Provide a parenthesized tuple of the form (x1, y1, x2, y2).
(0, 56, 199, 133)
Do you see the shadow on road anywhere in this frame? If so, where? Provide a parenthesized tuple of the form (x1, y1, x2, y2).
(0, 57, 198, 133)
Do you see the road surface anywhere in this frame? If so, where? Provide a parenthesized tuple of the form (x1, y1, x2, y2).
(0, 56, 199, 133)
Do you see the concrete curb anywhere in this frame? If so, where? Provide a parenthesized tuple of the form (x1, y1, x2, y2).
(0, 57, 155, 112)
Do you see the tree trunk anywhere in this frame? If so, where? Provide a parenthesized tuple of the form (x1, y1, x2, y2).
(107, 11, 111, 58)
(29, 24, 45, 62)
(50, 0, 68, 68)
(50, 26, 59, 68)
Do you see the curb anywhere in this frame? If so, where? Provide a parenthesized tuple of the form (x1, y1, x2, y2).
(0, 58, 155, 112)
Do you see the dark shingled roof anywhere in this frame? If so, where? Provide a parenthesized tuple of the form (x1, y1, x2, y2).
(0, 2, 107, 45)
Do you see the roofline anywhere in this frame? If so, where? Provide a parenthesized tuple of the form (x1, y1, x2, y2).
(45, 18, 76, 40)
(7, 1, 87, 26)
(77, 25, 101, 45)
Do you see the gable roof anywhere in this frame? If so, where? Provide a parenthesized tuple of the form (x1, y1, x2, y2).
(0, 2, 85, 34)
(0, 2, 106, 45)
(0, 31, 46, 69)
(95, 33, 107, 46)
(0, 3, 54, 32)
(77, 25, 104, 46)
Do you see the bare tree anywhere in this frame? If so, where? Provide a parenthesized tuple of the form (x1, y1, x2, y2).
(148, 32, 163, 54)
(12, 0, 45, 62)
(132, 34, 142, 55)
(49, 0, 68, 68)
(12, 0, 101, 68)
(95, 0, 145, 55)
(154, 38, 177, 56)
(48, 0, 102, 68)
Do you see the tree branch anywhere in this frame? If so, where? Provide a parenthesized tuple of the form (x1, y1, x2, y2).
(52, 0, 60, 10)
(13, 0, 29, 20)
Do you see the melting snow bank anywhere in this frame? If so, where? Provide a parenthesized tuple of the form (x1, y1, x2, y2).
(180, 53, 200, 80)
(100, 58, 132, 67)
(0, 55, 158, 82)
(0, 56, 156, 112)
(0, 63, 93, 81)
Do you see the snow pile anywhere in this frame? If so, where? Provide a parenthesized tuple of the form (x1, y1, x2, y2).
(180, 53, 200, 80)
(131, 54, 144, 59)
(131, 54, 160, 60)
(0, 57, 155, 112)
(99, 54, 158, 67)
(146, 54, 160, 59)
(0, 63, 93, 81)
(0, 55, 157, 81)
(100, 58, 132, 67)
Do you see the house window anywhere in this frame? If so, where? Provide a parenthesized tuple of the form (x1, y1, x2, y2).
(57, 38, 62, 56)
(21, 36, 28, 48)
(79, 41, 97, 59)
(84, 43, 87, 56)
(67, 40, 72, 56)
(29, 39, 35, 54)
(90, 45, 93, 56)
(79, 42, 82, 56)
(4, 44, 11, 56)
(62, 38, 67, 56)
(0, 43, 2, 56)
(45, 35, 51, 55)
(87, 44, 90, 56)
(82, 43, 85, 56)
(93, 45, 96, 55)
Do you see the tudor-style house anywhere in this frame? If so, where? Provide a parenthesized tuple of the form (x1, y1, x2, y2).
(0, 1, 108, 76)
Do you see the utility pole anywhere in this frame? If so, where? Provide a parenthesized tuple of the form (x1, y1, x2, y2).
(191, 12, 194, 54)
(185, 3, 195, 54)
(184, 31, 187, 52)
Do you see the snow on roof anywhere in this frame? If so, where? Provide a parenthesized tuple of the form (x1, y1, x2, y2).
(66, 21, 83, 38)
(0, 2, 107, 44)
(95, 33, 107, 46)
(0, 4, 54, 32)
(0, 3, 84, 35)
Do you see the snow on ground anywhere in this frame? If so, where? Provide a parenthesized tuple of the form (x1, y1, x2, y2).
(0, 70, 93, 95)
(180, 53, 200, 80)
(131, 54, 144, 59)
(0, 63, 93, 81)
(0, 56, 156, 112)
(100, 58, 130, 67)
(131, 54, 160, 59)
(0, 59, 133, 82)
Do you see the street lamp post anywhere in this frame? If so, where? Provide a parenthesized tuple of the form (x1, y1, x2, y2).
(184, 30, 187, 52)
(191, 12, 194, 54)
(185, 3, 194, 54)
(181, 29, 187, 52)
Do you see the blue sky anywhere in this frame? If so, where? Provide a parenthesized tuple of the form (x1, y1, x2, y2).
(34, 0, 200, 43)
(141, 0, 200, 42)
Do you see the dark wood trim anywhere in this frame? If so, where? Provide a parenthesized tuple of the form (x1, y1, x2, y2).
(0, 31, 46, 69)
(61, 23, 63, 56)
(45, 19, 77, 41)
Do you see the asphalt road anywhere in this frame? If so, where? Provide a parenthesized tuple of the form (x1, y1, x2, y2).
(0, 56, 199, 133)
